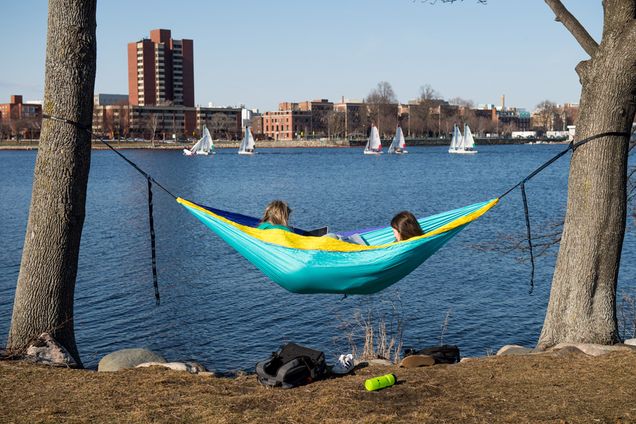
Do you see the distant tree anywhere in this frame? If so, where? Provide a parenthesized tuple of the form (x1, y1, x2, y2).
(419, 84, 442, 101)
(366, 81, 399, 136)
(7, 0, 96, 365)
(534, 100, 559, 131)
(448, 97, 474, 108)
(210, 113, 230, 139)
(145, 113, 160, 147)
(326, 110, 345, 139)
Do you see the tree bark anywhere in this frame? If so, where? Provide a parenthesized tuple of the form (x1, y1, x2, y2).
(538, 0, 636, 348)
(7, 0, 96, 366)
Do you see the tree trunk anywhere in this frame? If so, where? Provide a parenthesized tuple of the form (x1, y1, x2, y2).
(538, 1, 636, 348)
(7, 0, 96, 366)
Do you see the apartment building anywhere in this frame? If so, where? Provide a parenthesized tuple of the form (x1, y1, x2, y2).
(128, 29, 194, 107)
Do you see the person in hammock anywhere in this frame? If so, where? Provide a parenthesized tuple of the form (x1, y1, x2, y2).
(390, 211, 424, 241)
(257, 200, 292, 232)
(324, 210, 424, 245)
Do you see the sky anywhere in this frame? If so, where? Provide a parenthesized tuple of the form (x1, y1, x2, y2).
(1, 1, 602, 112)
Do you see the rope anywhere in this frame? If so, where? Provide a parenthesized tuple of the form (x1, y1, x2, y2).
(42, 113, 176, 305)
(498, 130, 630, 293)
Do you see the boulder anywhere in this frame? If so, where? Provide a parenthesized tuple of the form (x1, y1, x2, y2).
(496, 345, 535, 356)
(25, 333, 78, 368)
(545, 345, 586, 357)
(550, 342, 635, 357)
(624, 338, 636, 347)
(136, 361, 206, 374)
(98, 348, 166, 372)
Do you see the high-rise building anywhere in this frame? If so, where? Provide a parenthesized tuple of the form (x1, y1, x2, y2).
(127, 29, 194, 107)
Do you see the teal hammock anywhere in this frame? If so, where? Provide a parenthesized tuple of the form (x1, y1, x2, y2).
(178, 197, 498, 295)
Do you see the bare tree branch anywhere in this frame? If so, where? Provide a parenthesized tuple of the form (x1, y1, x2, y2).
(545, 0, 599, 57)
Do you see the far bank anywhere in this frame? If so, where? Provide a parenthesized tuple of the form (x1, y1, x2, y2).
(0, 137, 567, 151)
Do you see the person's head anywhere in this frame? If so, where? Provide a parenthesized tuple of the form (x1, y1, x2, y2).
(261, 200, 291, 226)
(391, 211, 423, 241)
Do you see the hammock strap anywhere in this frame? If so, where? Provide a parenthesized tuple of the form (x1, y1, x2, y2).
(499, 131, 630, 199)
(42, 113, 176, 305)
(147, 177, 161, 305)
(520, 182, 535, 294)
(498, 130, 630, 293)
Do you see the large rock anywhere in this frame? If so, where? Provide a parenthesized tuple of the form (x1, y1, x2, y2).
(496, 345, 535, 356)
(399, 354, 435, 368)
(25, 333, 78, 368)
(136, 361, 206, 374)
(98, 348, 166, 372)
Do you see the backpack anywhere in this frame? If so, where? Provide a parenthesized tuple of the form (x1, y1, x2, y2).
(255, 343, 327, 389)
(404, 345, 461, 364)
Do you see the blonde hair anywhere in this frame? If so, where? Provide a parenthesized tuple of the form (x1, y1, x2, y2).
(261, 200, 291, 226)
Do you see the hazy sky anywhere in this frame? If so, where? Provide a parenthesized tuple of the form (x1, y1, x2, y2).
(1, 1, 601, 111)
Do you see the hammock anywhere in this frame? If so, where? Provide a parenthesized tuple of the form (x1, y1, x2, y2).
(177, 197, 498, 295)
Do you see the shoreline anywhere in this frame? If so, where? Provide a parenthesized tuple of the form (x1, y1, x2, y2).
(0, 138, 569, 151)
(1, 351, 635, 422)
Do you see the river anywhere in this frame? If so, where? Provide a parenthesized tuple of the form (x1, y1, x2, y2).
(1, 145, 634, 371)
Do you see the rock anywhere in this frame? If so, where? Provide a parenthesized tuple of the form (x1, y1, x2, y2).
(98, 348, 166, 372)
(198, 371, 215, 377)
(550, 342, 635, 357)
(543, 345, 586, 357)
(25, 333, 78, 368)
(460, 357, 479, 363)
(624, 338, 636, 347)
(136, 361, 206, 374)
(399, 354, 435, 368)
(496, 345, 535, 356)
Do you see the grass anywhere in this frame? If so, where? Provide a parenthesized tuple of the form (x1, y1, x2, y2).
(2, 350, 636, 423)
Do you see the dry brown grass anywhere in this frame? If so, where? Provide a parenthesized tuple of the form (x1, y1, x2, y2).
(2, 350, 636, 423)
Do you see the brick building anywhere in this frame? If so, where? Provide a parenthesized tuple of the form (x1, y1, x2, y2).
(262, 109, 312, 141)
(128, 29, 194, 107)
(0, 95, 42, 139)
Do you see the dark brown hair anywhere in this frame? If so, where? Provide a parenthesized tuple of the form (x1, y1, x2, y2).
(261, 200, 291, 226)
(391, 211, 423, 241)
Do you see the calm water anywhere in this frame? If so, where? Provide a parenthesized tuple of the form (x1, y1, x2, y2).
(1, 146, 635, 371)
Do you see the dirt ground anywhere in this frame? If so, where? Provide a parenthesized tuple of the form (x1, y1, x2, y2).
(2, 350, 636, 423)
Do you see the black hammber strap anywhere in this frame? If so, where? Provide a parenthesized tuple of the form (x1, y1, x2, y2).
(43, 114, 177, 305)
(499, 131, 630, 292)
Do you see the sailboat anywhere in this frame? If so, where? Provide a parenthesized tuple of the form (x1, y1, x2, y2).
(238, 126, 256, 155)
(388, 126, 408, 154)
(183, 126, 214, 156)
(364, 125, 383, 155)
(448, 124, 477, 154)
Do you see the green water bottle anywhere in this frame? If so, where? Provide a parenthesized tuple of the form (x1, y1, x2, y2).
(364, 373, 396, 391)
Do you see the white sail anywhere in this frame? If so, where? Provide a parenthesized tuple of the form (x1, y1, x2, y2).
(449, 124, 462, 152)
(463, 124, 475, 149)
(239, 126, 256, 155)
(449, 123, 477, 154)
(364, 125, 382, 154)
(388, 126, 407, 154)
(184, 126, 214, 155)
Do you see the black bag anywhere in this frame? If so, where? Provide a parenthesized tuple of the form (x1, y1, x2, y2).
(255, 343, 327, 389)
(404, 345, 461, 364)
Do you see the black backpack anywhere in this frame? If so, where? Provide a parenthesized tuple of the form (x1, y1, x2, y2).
(255, 343, 327, 389)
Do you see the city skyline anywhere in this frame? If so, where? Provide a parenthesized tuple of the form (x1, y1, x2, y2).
(1, 1, 600, 111)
